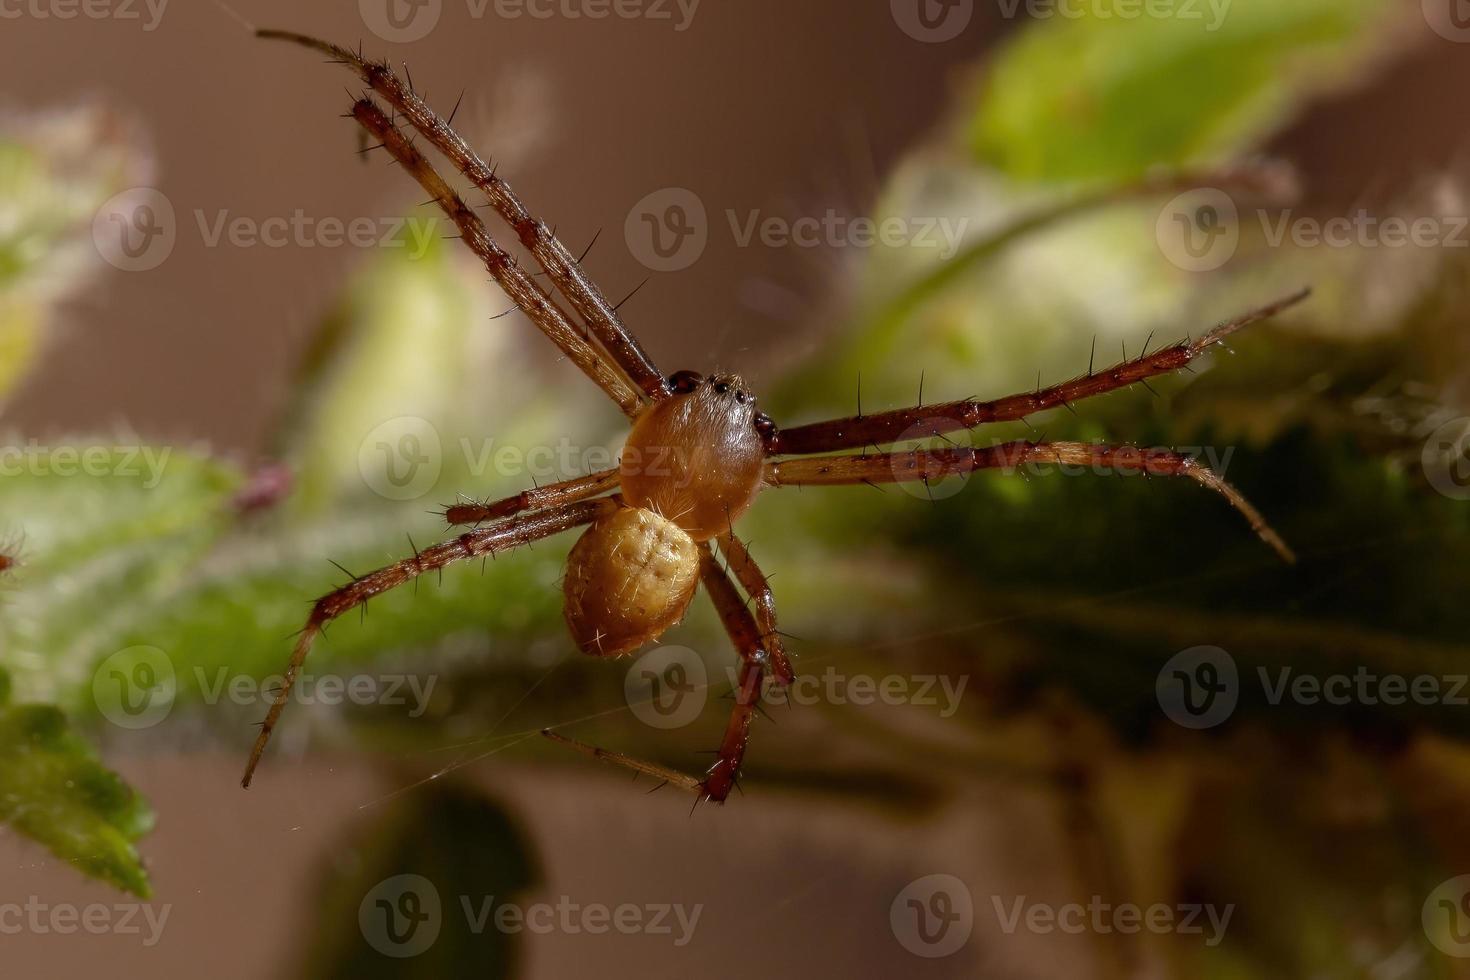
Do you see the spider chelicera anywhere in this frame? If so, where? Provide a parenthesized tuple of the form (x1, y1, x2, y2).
(242, 29, 1308, 802)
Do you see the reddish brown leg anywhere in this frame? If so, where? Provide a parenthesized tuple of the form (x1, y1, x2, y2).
(542, 544, 774, 803)
(348, 98, 641, 416)
(694, 543, 770, 801)
(765, 442, 1295, 563)
(303, 94, 640, 417)
(715, 532, 794, 684)
(259, 30, 668, 404)
(768, 289, 1311, 455)
(443, 469, 620, 526)
(242, 497, 616, 787)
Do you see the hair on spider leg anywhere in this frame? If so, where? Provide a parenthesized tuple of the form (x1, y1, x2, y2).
(326, 559, 361, 585)
(613, 278, 651, 314)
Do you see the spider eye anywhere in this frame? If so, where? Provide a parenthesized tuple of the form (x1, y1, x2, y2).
(667, 371, 702, 394)
(713, 381, 730, 395)
(754, 411, 777, 441)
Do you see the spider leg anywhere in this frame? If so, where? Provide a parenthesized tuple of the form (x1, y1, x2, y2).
(346, 98, 642, 416)
(542, 543, 775, 804)
(443, 468, 620, 526)
(694, 541, 773, 802)
(259, 29, 668, 404)
(765, 441, 1295, 563)
(242, 497, 617, 787)
(715, 532, 794, 684)
(768, 289, 1311, 456)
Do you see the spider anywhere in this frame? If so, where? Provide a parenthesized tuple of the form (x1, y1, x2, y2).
(242, 29, 1308, 802)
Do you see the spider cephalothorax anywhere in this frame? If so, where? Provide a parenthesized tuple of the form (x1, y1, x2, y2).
(242, 29, 1308, 803)
(621, 371, 766, 538)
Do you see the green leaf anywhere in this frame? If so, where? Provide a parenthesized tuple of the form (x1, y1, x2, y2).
(0, 443, 244, 708)
(0, 667, 155, 897)
(970, 0, 1394, 183)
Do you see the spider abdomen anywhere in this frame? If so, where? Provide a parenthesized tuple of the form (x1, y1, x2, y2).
(563, 505, 701, 658)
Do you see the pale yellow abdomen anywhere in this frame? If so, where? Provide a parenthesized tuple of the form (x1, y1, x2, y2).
(563, 506, 701, 658)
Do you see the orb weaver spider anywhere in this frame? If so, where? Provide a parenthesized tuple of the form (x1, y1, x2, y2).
(242, 29, 1307, 802)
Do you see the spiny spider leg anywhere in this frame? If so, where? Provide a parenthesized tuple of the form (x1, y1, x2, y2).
(347, 98, 642, 416)
(765, 442, 1295, 563)
(443, 468, 620, 526)
(715, 532, 794, 684)
(259, 29, 668, 404)
(543, 543, 773, 803)
(242, 496, 618, 787)
(769, 289, 1311, 456)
